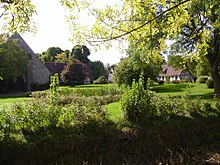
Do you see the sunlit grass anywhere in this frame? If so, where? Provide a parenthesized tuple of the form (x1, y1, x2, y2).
(0, 92, 31, 110)
(106, 102, 122, 121)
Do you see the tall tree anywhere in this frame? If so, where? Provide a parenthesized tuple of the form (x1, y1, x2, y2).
(114, 42, 163, 86)
(61, 59, 85, 85)
(38, 47, 64, 63)
(71, 45, 90, 64)
(61, 0, 220, 95)
(89, 61, 107, 81)
(0, 39, 28, 91)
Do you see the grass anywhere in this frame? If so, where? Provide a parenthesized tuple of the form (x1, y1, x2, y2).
(0, 92, 31, 109)
(106, 83, 215, 120)
(152, 83, 214, 98)
(106, 102, 122, 121)
(1, 83, 220, 164)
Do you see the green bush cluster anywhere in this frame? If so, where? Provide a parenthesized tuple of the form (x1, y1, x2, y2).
(0, 97, 110, 142)
(93, 76, 108, 84)
(197, 76, 209, 83)
(121, 78, 220, 125)
(0, 75, 121, 142)
(121, 78, 157, 124)
(172, 80, 180, 84)
(206, 79, 214, 88)
(158, 80, 164, 85)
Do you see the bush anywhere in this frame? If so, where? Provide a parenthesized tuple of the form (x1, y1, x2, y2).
(197, 76, 209, 83)
(121, 78, 156, 124)
(158, 80, 164, 85)
(93, 76, 108, 84)
(206, 79, 214, 88)
(172, 80, 180, 84)
(31, 83, 50, 91)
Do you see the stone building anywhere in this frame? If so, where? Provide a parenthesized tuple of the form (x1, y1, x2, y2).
(10, 34, 51, 91)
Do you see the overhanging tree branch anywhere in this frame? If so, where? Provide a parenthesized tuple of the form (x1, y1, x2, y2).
(89, 0, 191, 43)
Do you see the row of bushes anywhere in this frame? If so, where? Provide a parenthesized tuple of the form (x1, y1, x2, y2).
(158, 76, 214, 88)
(122, 78, 219, 125)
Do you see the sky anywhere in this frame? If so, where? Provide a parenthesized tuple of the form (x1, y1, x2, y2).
(21, 0, 126, 65)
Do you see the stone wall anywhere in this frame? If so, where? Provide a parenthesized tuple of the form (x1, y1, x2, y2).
(11, 34, 51, 90)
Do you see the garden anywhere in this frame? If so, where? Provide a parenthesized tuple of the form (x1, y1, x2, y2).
(0, 75, 220, 164)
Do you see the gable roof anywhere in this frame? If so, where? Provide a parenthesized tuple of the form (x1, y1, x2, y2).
(10, 33, 35, 57)
(159, 65, 182, 76)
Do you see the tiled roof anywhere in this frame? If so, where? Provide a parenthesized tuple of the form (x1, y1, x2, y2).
(44, 62, 67, 75)
(159, 65, 182, 76)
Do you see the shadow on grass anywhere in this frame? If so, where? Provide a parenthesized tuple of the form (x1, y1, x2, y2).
(152, 84, 192, 93)
(0, 92, 29, 99)
(1, 115, 220, 165)
(191, 92, 214, 100)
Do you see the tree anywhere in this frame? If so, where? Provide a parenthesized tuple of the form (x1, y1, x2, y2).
(70, 45, 90, 64)
(0, 39, 28, 91)
(89, 61, 107, 81)
(0, 0, 36, 42)
(114, 42, 163, 87)
(61, 59, 85, 85)
(61, 0, 220, 95)
(167, 54, 198, 79)
(38, 47, 64, 63)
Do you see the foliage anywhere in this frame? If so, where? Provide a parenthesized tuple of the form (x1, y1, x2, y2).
(196, 57, 210, 77)
(30, 83, 50, 91)
(61, 59, 85, 86)
(61, 0, 220, 96)
(206, 79, 214, 89)
(121, 77, 157, 124)
(0, 39, 28, 92)
(89, 61, 107, 81)
(71, 45, 90, 64)
(197, 76, 209, 84)
(158, 80, 164, 85)
(55, 50, 70, 63)
(93, 76, 108, 84)
(0, 0, 36, 41)
(167, 54, 197, 78)
(38, 47, 64, 63)
(121, 77, 219, 125)
(49, 74, 59, 104)
(114, 41, 163, 86)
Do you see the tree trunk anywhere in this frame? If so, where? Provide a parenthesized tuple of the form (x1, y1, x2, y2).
(210, 64, 220, 96)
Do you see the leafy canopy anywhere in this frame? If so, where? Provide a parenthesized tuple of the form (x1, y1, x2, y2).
(0, 39, 28, 81)
(0, 0, 36, 41)
(61, 0, 220, 95)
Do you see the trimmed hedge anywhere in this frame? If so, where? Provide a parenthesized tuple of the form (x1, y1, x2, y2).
(158, 80, 164, 85)
(93, 76, 108, 84)
(197, 76, 209, 83)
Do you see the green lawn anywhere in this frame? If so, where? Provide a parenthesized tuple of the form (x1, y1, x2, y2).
(106, 102, 122, 121)
(0, 92, 31, 110)
(152, 83, 214, 101)
(106, 83, 215, 120)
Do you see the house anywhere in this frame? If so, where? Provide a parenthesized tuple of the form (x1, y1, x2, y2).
(10, 34, 51, 91)
(107, 64, 116, 83)
(158, 65, 193, 82)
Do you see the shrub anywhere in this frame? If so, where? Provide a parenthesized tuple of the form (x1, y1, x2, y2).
(197, 76, 208, 83)
(93, 76, 108, 84)
(158, 80, 164, 85)
(31, 83, 50, 91)
(206, 79, 214, 88)
(172, 80, 180, 84)
(121, 78, 156, 124)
